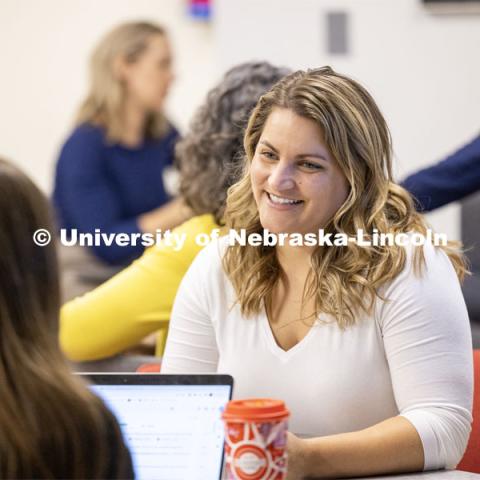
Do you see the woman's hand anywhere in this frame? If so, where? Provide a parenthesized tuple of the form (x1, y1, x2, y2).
(286, 431, 309, 480)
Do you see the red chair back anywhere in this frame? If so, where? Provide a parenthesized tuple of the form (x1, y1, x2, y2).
(457, 349, 480, 473)
(136, 363, 161, 373)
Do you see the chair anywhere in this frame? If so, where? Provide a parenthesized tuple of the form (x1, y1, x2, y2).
(457, 349, 480, 473)
(461, 191, 480, 347)
(136, 362, 161, 373)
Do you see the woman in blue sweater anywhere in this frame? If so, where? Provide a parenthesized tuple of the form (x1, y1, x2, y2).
(53, 22, 191, 300)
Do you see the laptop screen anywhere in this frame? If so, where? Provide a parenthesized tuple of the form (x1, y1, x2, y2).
(86, 375, 233, 480)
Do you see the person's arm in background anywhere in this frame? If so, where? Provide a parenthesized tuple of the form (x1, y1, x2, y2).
(60, 214, 219, 361)
(53, 126, 191, 265)
(287, 243, 473, 479)
(402, 135, 480, 211)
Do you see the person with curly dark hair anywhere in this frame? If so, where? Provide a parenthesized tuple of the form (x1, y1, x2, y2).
(60, 62, 290, 361)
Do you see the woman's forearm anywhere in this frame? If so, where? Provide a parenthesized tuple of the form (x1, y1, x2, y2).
(296, 416, 424, 479)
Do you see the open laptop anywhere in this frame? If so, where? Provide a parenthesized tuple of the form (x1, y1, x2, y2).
(81, 373, 233, 480)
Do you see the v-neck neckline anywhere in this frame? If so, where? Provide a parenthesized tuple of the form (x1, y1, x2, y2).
(259, 301, 319, 361)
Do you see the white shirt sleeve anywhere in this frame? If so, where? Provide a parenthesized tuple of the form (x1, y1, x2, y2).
(163, 237, 473, 471)
(161, 242, 220, 373)
(377, 241, 473, 470)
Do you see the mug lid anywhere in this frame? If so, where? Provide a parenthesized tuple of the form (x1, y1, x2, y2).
(222, 398, 290, 421)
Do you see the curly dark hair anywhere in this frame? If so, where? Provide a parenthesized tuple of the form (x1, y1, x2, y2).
(176, 61, 290, 224)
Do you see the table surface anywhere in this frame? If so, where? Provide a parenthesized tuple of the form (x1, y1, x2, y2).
(352, 470, 479, 479)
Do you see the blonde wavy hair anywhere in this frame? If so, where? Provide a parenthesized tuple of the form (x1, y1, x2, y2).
(76, 21, 168, 141)
(223, 66, 466, 329)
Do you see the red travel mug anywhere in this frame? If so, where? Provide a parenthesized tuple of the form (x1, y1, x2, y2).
(222, 398, 290, 479)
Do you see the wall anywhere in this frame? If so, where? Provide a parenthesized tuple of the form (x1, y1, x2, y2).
(1, 0, 479, 240)
(0, 0, 217, 191)
(214, 0, 480, 240)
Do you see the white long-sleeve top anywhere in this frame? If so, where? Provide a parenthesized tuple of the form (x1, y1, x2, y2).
(162, 237, 474, 470)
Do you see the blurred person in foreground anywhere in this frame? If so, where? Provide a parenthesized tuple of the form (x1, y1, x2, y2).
(0, 158, 133, 479)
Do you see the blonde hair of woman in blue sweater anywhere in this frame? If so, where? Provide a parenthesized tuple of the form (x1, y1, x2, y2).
(60, 62, 290, 361)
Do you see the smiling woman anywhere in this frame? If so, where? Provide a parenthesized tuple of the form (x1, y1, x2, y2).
(162, 66, 474, 479)
(251, 108, 349, 236)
